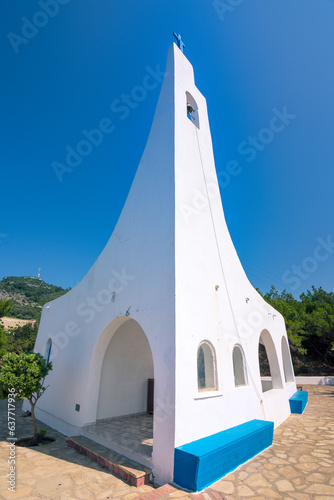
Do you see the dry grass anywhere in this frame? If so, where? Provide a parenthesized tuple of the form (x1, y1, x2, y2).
(0, 316, 36, 331)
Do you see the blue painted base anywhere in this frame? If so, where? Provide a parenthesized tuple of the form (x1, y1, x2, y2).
(289, 391, 308, 414)
(173, 419, 274, 492)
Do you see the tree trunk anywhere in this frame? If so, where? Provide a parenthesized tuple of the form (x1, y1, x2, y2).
(30, 403, 38, 445)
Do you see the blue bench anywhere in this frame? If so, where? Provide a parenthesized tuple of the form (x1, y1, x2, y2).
(289, 391, 308, 414)
(173, 419, 274, 492)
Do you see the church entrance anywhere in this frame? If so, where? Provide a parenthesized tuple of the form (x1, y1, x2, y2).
(97, 319, 154, 420)
(84, 318, 154, 463)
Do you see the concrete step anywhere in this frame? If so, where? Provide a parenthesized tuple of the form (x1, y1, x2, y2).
(80, 425, 153, 469)
(67, 435, 152, 487)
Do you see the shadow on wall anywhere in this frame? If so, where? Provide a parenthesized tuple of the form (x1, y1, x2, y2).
(318, 376, 334, 385)
(294, 376, 334, 386)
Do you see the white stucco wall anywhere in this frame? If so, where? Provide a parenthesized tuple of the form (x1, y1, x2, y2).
(32, 43, 297, 485)
(33, 44, 178, 484)
(172, 45, 296, 446)
(295, 376, 334, 385)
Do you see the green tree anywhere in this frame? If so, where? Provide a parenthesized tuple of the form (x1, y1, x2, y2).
(0, 298, 13, 317)
(0, 352, 52, 444)
(0, 299, 13, 358)
(0, 328, 7, 358)
(260, 286, 334, 363)
(299, 287, 334, 362)
(6, 323, 38, 354)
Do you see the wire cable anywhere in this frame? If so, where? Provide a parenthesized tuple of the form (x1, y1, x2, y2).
(194, 127, 266, 417)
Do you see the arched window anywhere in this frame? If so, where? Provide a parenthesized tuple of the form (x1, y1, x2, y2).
(186, 91, 199, 128)
(232, 345, 247, 387)
(281, 336, 294, 383)
(197, 341, 217, 391)
(44, 338, 52, 363)
(258, 330, 283, 392)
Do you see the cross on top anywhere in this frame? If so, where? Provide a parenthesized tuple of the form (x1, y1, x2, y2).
(173, 33, 185, 53)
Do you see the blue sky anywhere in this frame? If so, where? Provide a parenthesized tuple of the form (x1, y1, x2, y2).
(0, 0, 333, 297)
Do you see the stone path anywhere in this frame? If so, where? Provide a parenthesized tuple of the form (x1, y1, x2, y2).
(0, 402, 154, 500)
(1, 385, 333, 499)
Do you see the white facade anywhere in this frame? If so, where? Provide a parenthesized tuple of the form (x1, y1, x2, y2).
(32, 43, 296, 485)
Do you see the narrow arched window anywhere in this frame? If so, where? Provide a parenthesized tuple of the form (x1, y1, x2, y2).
(281, 336, 294, 383)
(197, 341, 217, 391)
(44, 338, 52, 363)
(258, 330, 283, 392)
(232, 345, 247, 387)
(186, 91, 199, 128)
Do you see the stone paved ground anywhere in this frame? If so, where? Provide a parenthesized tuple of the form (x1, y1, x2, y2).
(1, 385, 333, 499)
(0, 402, 155, 500)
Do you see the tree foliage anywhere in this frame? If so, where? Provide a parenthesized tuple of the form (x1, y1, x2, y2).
(6, 323, 38, 354)
(260, 286, 334, 364)
(0, 328, 7, 358)
(0, 298, 13, 317)
(0, 352, 52, 444)
(0, 299, 13, 357)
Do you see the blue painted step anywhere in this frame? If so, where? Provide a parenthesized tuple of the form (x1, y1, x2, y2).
(289, 391, 308, 414)
(173, 419, 274, 492)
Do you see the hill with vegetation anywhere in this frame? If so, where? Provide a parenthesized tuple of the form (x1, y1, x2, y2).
(0, 276, 70, 320)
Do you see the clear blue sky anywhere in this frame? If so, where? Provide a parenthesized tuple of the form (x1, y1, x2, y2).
(1, 0, 333, 297)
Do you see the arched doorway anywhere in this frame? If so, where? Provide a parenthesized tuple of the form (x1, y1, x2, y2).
(97, 319, 154, 419)
(281, 336, 294, 383)
(258, 329, 283, 392)
(85, 317, 154, 462)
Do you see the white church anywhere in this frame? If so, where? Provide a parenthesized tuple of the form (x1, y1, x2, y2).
(30, 39, 303, 490)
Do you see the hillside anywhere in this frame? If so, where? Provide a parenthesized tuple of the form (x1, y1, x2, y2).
(0, 276, 70, 320)
(0, 317, 36, 331)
